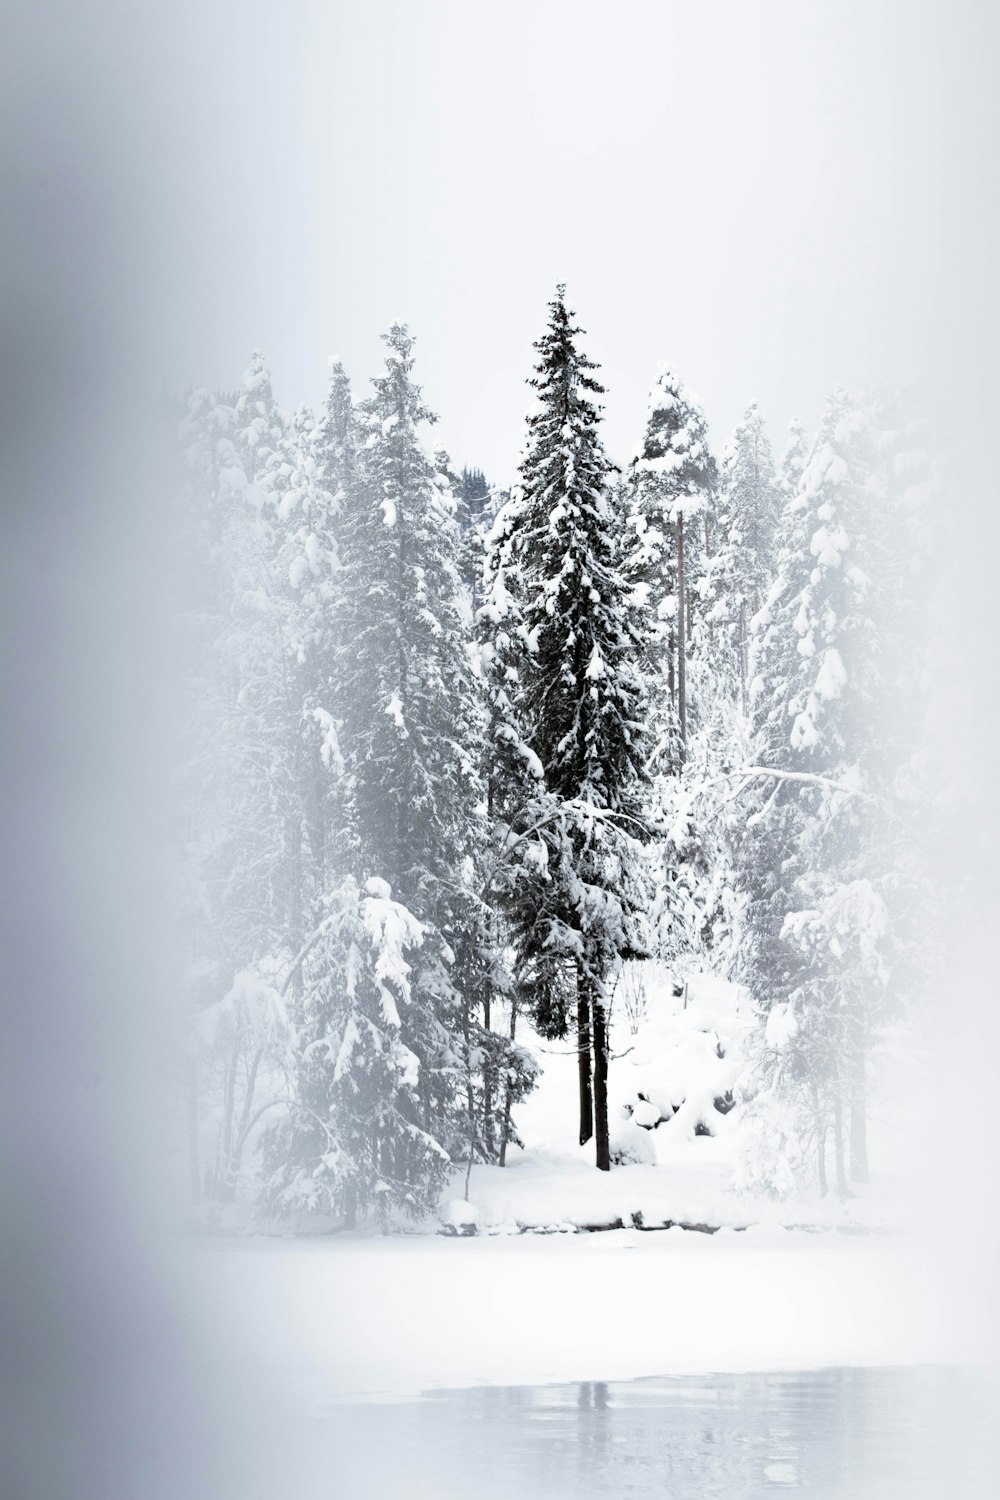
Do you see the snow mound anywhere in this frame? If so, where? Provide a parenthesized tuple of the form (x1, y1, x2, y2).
(610, 972, 754, 1162)
(441, 1199, 478, 1236)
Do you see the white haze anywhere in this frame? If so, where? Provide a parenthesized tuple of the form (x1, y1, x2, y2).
(1, 2, 998, 1497)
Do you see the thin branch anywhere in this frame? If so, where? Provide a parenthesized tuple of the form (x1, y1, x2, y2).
(231, 1095, 335, 1165)
(695, 764, 872, 809)
(742, 765, 871, 799)
(279, 913, 337, 996)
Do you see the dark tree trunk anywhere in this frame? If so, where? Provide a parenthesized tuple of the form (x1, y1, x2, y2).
(499, 993, 518, 1167)
(462, 975, 476, 1195)
(482, 987, 495, 1160)
(592, 994, 610, 1171)
(577, 965, 593, 1147)
(676, 513, 687, 756)
(667, 626, 676, 713)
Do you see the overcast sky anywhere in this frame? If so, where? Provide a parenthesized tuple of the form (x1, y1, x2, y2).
(144, 0, 998, 481)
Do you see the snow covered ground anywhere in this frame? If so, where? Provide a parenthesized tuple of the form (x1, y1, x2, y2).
(185, 1227, 986, 1404)
(440, 972, 755, 1230)
(441, 968, 903, 1235)
(176, 972, 995, 1404)
(183, 967, 999, 1404)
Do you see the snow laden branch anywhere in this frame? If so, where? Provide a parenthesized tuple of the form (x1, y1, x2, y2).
(480, 796, 650, 896)
(734, 766, 872, 799)
(685, 765, 874, 831)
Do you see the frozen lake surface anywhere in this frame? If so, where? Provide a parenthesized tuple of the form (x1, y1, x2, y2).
(324, 1366, 996, 1498)
(181, 1235, 998, 1496)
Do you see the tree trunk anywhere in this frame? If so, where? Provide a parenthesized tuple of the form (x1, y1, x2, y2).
(592, 993, 610, 1171)
(482, 986, 495, 1160)
(218, 1051, 237, 1199)
(738, 600, 748, 714)
(832, 1085, 851, 1199)
(577, 964, 593, 1147)
(667, 626, 676, 713)
(499, 993, 518, 1167)
(849, 1044, 869, 1184)
(813, 1083, 828, 1196)
(228, 1046, 264, 1185)
(676, 513, 687, 756)
(462, 974, 476, 1196)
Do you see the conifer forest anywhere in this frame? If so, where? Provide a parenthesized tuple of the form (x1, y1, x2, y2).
(180, 287, 939, 1228)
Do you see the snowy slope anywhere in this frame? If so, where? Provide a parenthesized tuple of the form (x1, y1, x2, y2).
(445, 969, 759, 1231)
(444, 967, 899, 1234)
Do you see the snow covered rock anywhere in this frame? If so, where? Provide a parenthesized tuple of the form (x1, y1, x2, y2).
(441, 1199, 478, 1236)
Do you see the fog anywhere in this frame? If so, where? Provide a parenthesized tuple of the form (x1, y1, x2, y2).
(1, 3, 998, 1496)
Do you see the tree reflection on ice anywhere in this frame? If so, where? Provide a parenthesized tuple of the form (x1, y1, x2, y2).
(323, 1366, 997, 1499)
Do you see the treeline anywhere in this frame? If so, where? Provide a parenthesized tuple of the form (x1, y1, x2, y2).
(179, 287, 935, 1221)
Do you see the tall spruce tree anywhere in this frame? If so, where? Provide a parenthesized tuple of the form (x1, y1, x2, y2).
(625, 370, 717, 764)
(709, 402, 781, 712)
(455, 465, 495, 612)
(486, 286, 653, 1169)
(316, 358, 357, 504)
(186, 339, 537, 1222)
(299, 324, 503, 1212)
(622, 372, 724, 990)
(180, 361, 319, 1202)
(233, 349, 285, 482)
(734, 390, 929, 1197)
(480, 459, 579, 1162)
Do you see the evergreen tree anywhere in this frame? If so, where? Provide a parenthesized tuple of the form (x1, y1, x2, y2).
(480, 474, 579, 1158)
(262, 875, 447, 1225)
(178, 362, 306, 1201)
(316, 358, 357, 506)
(455, 465, 495, 611)
(233, 349, 285, 482)
(183, 336, 537, 1222)
(734, 390, 931, 1197)
(621, 373, 731, 991)
(708, 402, 781, 711)
(778, 417, 808, 510)
(274, 323, 514, 1214)
(334, 327, 482, 927)
(271, 403, 343, 896)
(625, 370, 717, 764)
(486, 286, 654, 1169)
(459, 465, 492, 528)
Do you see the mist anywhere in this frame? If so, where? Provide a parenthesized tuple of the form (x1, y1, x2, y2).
(2, 3, 999, 1496)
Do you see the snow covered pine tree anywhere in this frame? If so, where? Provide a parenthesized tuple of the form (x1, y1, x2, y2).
(737, 390, 927, 1197)
(291, 324, 529, 1216)
(710, 401, 781, 712)
(485, 286, 654, 1170)
(625, 369, 718, 765)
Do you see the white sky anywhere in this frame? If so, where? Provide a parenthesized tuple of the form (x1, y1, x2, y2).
(164, 0, 998, 482)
